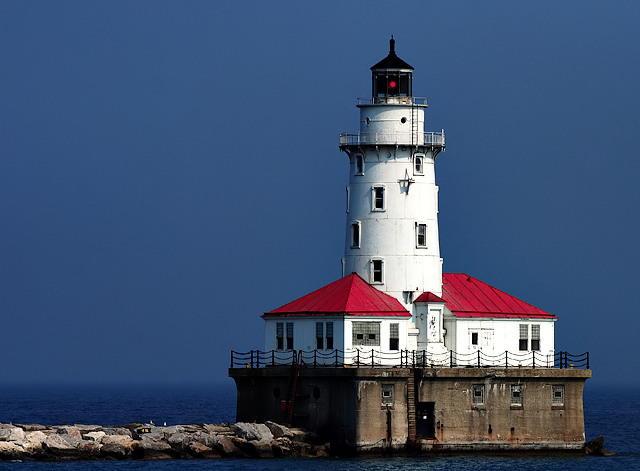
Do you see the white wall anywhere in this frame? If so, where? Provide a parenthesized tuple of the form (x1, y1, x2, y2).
(344, 316, 412, 365)
(445, 316, 556, 367)
(264, 317, 344, 352)
(343, 103, 443, 308)
(264, 316, 412, 365)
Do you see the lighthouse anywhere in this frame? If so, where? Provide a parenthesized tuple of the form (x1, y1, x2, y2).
(230, 38, 591, 452)
(260, 37, 558, 361)
(340, 37, 444, 308)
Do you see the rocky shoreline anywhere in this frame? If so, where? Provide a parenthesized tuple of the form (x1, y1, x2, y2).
(0, 421, 329, 461)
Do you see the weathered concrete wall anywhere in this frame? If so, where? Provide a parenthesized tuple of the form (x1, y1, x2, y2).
(415, 368, 589, 450)
(231, 367, 362, 448)
(229, 366, 590, 453)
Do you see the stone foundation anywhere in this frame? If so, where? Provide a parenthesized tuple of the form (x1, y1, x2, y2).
(230, 366, 591, 454)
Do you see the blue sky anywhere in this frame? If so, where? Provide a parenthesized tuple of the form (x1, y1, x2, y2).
(1, 1, 639, 387)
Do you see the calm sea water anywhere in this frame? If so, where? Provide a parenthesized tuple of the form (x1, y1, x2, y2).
(0, 382, 638, 470)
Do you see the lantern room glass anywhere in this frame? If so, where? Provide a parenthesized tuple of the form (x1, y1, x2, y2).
(372, 71, 412, 98)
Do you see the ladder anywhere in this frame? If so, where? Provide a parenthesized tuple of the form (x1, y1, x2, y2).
(411, 101, 420, 147)
(407, 370, 417, 442)
(286, 350, 302, 425)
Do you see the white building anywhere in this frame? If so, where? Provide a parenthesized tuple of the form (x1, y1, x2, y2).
(263, 38, 556, 367)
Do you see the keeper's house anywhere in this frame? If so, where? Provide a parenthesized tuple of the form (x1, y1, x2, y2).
(230, 38, 590, 453)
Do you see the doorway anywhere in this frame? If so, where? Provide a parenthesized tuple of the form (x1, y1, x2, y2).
(416, 401, 435, 439)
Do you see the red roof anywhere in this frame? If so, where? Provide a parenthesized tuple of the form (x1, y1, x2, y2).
(415, 292, 446, 303)
(263, 273, 410, 318)
(439, 273, 556, 319)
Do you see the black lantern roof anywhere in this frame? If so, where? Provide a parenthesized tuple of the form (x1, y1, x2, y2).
(371, 36, 413, 71)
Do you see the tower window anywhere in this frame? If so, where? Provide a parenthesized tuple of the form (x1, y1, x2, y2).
(371, 259, 384, 284)
(350, 221, 361, 249)
(354, 154, 364, 175)
(519, 324, 529, 351)
(372, 186, 385, 211)
(416, 223, 427, 248)
(389, 323, 399, 351)
(414, 154, 424, 175)
(346, 186, 350, 214)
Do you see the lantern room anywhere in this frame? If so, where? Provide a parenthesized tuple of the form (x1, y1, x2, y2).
(371, 36, 413, 100)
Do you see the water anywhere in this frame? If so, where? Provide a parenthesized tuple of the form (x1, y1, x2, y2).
(0, 383, 237, 427)
(0, 382, 638, 470)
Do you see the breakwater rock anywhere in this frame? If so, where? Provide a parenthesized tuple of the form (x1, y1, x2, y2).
(0, 421, 329, 461)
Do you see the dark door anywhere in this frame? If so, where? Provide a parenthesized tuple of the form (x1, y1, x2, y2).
(416, 401, 436, 439)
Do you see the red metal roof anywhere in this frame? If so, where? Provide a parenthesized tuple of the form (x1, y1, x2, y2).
(263, 273, 410, 318)
(415, 292, 445, 303)
(440, 273, 556, 319)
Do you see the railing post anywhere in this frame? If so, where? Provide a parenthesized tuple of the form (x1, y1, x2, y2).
(372, 349, 375, 367)
(422, 350, 426, 367)
(477, 350, 481, 368)
(450, 350, 453, 368)
(412, 350, 415, 368)
(230, 350, 234, 368)
(271, 350, 275, 367)
(586, 352, 590, 369)
(314, 349, 317, 368)
(335, 349, 338, 367)
(357, 349, 360, 367)
(532, 351, 535, 369)
(505, 351, 508, 368)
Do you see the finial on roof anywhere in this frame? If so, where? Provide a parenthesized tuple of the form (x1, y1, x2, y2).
(390, 35, 395, 54)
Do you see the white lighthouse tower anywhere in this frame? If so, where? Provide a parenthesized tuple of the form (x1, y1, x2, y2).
(261, 38, 557, 362)
(339, 37, 445, 312)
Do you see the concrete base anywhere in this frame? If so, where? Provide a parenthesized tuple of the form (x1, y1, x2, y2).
(229, 366, 590, 454)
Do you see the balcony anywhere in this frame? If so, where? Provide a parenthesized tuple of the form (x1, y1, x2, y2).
(230, 349, 590, 369)
(339, 130, 445, 148)
(357, 97, 429, 106)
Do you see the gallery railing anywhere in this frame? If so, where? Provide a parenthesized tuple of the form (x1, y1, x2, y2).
(339, 131, 445, 147)
(230, 349, 589, 370)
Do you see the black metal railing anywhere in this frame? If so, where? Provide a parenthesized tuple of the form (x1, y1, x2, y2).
(230, 349, 589, 370)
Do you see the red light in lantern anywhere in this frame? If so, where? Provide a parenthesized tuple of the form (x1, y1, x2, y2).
(388, 81, 397, 89)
